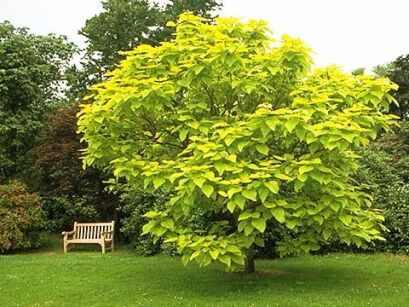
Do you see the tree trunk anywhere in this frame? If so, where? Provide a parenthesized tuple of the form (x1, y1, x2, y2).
(245, 248, 255, 273)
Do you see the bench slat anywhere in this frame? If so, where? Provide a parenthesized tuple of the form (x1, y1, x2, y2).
(75, 223, 113, 226)
(69, 239, 103, 243)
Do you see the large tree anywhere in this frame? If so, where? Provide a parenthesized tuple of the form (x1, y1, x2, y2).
(68, 0, 221, 100)
(0, 21, 76, 181)
(78, 13, 398, 272)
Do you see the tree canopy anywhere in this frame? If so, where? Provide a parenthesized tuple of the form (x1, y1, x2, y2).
(78, 13, 398, 272)
(0, 21, 75, 180)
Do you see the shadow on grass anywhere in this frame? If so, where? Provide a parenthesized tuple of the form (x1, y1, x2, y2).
(120, 257, 370, 300)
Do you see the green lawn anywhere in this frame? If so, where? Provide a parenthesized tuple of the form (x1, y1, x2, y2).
(1, 241, 409, 307)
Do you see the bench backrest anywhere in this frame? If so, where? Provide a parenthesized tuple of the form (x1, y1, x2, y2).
(74, 221, 115, 240)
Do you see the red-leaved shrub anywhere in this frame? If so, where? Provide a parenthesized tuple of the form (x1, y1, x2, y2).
(0, 180, 44, 252)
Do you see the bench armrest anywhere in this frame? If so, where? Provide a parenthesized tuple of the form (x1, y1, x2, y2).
(100, 230, 114, 240)
(100, 230, 114, 236)
(62, 230, 75, 236)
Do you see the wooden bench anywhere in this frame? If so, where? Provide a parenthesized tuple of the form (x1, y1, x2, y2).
(62, 221, 115, 254)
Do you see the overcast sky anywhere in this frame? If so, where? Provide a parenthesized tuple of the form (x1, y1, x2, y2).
(1, 0, 409, 72)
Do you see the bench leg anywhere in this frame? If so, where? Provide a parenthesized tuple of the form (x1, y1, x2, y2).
(63, 241, 68, 253)
(101, 242, 105, 254)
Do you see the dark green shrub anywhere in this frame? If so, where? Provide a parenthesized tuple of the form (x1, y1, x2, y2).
(373, 120, 409, 182)
(351, 145, 409, 253)
(378, 183, 409, 252)
(0, 180, 45, 252)
(42, 195, 100, 231)
(118, 189, 168, 255)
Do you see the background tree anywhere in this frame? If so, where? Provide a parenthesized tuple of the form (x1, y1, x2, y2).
(68, 0, 221, 100)
(31, 106, 116, 231)
(0, 21, 76, 181)
(78, 14, 398, 272)
(372, 62, 395, 77)
(351, 67, 365, 76)
(383, 55, 409, 118)
(157, 0, 222, 43)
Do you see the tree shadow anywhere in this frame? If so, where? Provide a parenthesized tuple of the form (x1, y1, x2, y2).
(132, 258, 374, 299)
